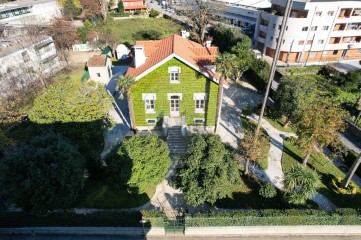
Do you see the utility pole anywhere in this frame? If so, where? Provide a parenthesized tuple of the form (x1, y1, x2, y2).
(254, 0, 294, 138)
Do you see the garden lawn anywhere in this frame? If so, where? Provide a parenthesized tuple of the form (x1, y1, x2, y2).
(97, 18, 182, 45)
(216, 175, 317, 209)
(74, 174, 155, 209)
(282, 139, 361, 208)
(263, 115, 295, 133)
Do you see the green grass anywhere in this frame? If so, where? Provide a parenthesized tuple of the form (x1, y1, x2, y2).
(282, 139, 361, 208)
(216, 175, 317, 209)
(74, 173, 155, 209)
(263, 115, 295, 133)
(97, 18, 182, 45)
(54, 64, 87, 83)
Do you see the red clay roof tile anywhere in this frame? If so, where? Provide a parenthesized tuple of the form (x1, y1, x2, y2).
(125, 34, 218, 79)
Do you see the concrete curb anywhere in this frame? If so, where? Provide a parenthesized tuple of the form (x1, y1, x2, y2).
(185, 226, 361, 236)
(0, 227, 165, 236)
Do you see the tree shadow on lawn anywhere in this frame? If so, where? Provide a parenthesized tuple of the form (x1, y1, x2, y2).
(73, 170, 153, 209)
(215, 175, 317, 209)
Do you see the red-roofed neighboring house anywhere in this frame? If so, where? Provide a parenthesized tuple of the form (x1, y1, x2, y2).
(124, 34, 219, 140)
(87, 54, 112, 84)
(122, 0, 147, 13)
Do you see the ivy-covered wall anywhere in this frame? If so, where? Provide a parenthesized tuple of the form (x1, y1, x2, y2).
(130, 58, 218, 127)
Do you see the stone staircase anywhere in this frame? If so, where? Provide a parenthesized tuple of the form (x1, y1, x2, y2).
(167, 126, 187, 155)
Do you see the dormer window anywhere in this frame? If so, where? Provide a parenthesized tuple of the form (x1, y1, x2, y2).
(168, 67, 181, 83)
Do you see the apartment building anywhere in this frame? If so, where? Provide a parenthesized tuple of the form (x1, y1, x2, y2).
(255, 0, 361, 63)
(0, 35, 61, 97)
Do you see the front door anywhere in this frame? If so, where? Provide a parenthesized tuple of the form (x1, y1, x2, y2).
(170, 96, 180, 116)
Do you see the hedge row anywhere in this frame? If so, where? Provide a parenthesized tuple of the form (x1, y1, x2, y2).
(186, 209, 361, 227)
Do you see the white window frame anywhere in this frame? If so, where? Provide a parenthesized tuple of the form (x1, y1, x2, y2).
(168, 66, 181, 83)
(142, 93, 156, 113)
(193, 93, 207, 113)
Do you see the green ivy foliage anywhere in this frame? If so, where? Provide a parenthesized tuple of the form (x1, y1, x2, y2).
(176, 134, 241, 206)
(0, 132, 85, 214)
(105, 134, 171, 193)
(130, 58, 218, 126)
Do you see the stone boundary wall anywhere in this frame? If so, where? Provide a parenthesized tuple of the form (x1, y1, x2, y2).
(185, 226, 361, 236)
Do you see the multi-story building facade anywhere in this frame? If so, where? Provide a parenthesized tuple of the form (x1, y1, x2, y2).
(255, 0, 361, 63)
(0, 35, 61, 97)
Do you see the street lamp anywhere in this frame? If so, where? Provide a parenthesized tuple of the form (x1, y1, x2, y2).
(139, 217, 147, 234)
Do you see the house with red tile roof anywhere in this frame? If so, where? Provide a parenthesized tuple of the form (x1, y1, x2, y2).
(122, 0, 147, 13)
(124, 34, 219, 136)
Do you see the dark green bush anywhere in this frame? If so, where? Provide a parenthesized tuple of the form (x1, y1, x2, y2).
(259, 183, 277, 199)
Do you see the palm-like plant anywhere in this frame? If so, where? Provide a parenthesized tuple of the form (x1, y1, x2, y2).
(214, 53, 235, 134)
(283, 164, 321, 205)
(116, 75, 136, 130)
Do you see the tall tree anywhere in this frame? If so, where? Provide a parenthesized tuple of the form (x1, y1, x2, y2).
(294, 100, 346, 165)
(105, 134, 171, 192)
(341, 153, 361, 188)
(61, 0, 81, 20)
(117, 75, 136, 130)
(183, 0, 213, 44)
(230, 36, 253, 82)
(238, 130, 268, 175)
(28, 78, 112, 172)
(47, 18, 79, 67)
(283, 164, 321, 205)
(0, 132, 85, 214)
(176, 134, 240, 206)
(274, 75, 317, 127)
(98, 27, 120, 56)
(208, 24, 242, 53)
(214, 53, 235, 134)
(79, 0, 101, 19)
(117, 0, 124, 13)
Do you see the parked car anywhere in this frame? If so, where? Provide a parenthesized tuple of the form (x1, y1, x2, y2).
(241, 25, 252, 31)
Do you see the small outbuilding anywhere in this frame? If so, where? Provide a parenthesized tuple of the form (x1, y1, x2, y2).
(87, 55, 112, 84)
(116, 44, 130, 60)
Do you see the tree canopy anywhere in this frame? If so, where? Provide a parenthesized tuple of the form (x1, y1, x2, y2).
(28, 80, 111, 124)
(293, 99, 346, 165)
(0, 132, 85, 214)
(105, 134, 171, 193)
(208, 24, 243, 53)
(274, 75, 318, 124)
(28, 79, 112, 172)
(176, 134, 241, 206)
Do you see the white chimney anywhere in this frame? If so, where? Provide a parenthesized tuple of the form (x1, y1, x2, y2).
(205, 39, 212, 47)
(181, 30, 190, 39)
(134, 45, 146, 68)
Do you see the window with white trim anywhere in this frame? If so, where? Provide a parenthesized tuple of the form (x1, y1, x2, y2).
(193, 93, 207, 113)
(168, 67, 181, 83)
(142, 93, 156, 113)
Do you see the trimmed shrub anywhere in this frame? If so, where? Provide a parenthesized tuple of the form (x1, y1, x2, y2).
(259, 183, 277, 199)
(330, 177, 357, 195)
